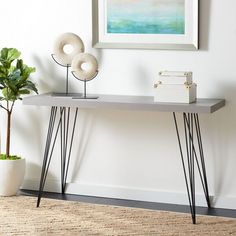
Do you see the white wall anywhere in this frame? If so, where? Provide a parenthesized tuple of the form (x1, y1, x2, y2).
(1, 0, 236, 209)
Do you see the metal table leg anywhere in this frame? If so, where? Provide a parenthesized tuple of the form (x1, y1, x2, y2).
(37, 107, 78, 207)
(173, 112, 211, 224)
(60, 107, 78, 194)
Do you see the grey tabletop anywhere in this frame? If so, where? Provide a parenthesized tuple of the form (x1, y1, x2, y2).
(22, 93, 225, 114)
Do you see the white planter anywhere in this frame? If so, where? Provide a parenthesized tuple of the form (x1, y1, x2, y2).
(0, 158, 25, 196)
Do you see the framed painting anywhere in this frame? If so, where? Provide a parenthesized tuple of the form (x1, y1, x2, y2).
(92, 0, 199, 50)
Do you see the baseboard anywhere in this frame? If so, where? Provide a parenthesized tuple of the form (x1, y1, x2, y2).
(22, 179, 236, 210)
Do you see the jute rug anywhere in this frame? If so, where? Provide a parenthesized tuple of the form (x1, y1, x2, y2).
(0, 196, 235, 236)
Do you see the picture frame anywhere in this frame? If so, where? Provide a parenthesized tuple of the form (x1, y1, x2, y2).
(92, 0, 199, 50)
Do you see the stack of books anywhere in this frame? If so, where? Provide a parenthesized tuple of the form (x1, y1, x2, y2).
(154, 71, 197, 103)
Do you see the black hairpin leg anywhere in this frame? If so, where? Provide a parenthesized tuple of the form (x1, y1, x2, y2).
(36, 106, 78, 207)
(173, 112, 211, 224)
(60, 107, 78, 193)
(37, 107, 62, 207)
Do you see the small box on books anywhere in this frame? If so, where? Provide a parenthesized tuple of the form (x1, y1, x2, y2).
(158, 71, 193, 85)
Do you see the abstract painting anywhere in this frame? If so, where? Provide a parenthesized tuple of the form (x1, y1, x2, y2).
(92, 0, 199, 50)
(107, 0, 185, 35)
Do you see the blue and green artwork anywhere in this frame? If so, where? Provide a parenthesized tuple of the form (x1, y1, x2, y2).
(107, 0, 185, 34)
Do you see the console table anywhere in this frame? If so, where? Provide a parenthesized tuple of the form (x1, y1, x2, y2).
(23, 93, 225, 224)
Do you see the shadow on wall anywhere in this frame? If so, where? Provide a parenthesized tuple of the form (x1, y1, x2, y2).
(70, 111, 95, 183)
(24, 162, 57, 190)
(209, 82, 236, 205)
(66, 109, 175, 184)
(13, 107, 49, 164)
(134, 66, 151, 95)
(32, 55, 68, 93)
(199, 0, 212, 51)
(90, 39, 104, 65)
(19, 108, 91, 186)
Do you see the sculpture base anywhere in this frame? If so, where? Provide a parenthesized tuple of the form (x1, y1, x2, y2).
(51, 93, 99, 99)
(72, 96, 99, 100)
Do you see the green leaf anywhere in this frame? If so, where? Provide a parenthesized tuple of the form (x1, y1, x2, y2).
(8, 69, 21, 81)
(0, 65, 7, 77)
(19, 89, 30, 95)
(16, 59, 23, 71)
(0, 48, 20, 71)
(3, 88, 17, 101)
(0, 47, 38, 103)
(16, 59, 36, 80)
(2, 88, 8, 98)
(0, 48, 9, 63)
(0, 77, 5, 85)
(0, 48, 21, 62)
(22, 80, 38, 94)
(7, 48, 21, 61)
(5, 80, 17, 93)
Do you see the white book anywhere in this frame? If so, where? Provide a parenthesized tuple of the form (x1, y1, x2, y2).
(154, 83, 197, 104)
(159, 71, 192, 77)
(157, 77, 193, 85)
(158, 71, 193, 85)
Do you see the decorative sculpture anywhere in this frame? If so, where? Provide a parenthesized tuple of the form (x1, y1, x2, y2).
(71, 53, 99, 99)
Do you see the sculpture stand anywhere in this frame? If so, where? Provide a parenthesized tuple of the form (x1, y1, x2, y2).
(51, 54, 71, 96)
(71, 71, 99, 99)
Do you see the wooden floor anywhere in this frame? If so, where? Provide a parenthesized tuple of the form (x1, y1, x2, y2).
(21, 189, 236, 219)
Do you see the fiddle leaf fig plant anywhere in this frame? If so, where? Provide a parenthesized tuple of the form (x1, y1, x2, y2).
(0, 48, 38, 159)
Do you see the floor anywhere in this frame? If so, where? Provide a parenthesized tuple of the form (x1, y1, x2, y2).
(21, 189, 236, 219)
